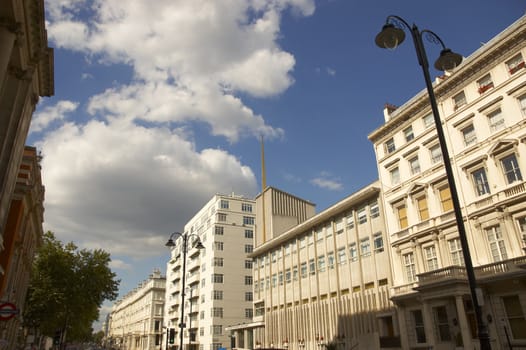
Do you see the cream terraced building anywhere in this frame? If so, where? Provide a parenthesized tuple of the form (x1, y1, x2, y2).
(368, 14, 526, 350)
(232, 184, 399, 350)
(164, 194, 256, 350)
(107, 269, 166, 350)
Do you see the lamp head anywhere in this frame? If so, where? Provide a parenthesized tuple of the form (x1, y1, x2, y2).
(193, 240, 205, 250)
(434, 48, 462, 71)
(165, 238, 176, 247)
(375, 23, 405, 49)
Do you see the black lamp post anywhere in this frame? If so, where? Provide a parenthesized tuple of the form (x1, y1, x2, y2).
(375, 15, 491, 350)
(166, 232, 205, 350)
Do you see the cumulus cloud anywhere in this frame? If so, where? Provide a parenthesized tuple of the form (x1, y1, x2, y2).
(35, 0, 316, 280)
(30, 100, 78, 133)
(310, 172, 343, 191)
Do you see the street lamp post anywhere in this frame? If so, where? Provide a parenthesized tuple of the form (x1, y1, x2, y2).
(375, 15, 491, 350)
(166, 232, 205, 350)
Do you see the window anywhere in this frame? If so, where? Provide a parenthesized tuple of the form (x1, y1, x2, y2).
(502, 295, 526, 339)
(424, 245, 438, 271)
(337, 248, 347, 265)
(327, 252, 335, 269)
(385, 138, 396, 153)
(245, 292, 253, 301)
(462, 124, 477, 146)
(486, 225, 508, 262)
(200, 311, 205, 320)
(212, 290, 223, 300)
(211, 307, 223, 318)
(439, 186, 453, 212)
(390, 167, 400, 185)
(300, 262, 307, 278)
(243, 216, 254, 225)
(245, 229, 253, 238)
(285, 268, 291, 283)
(271, 274, 277, 287)
(211, 343, 222, 350)
(360, 238, 371, 256)
(358, 208, 367, 224)
(317, 255, 326, 272)
(215, 226, 224, 235)
(433, 306, 451, 341)
(488, 108, 505, 132)
(409, 156, 420, 175)
(241, 203, 252, 212)
(349, 243, 357, 262)
(309, 259, 316, 275)
(430, 144, 443, 163)
(214, 242, 224, 251)
(449, 238, 464, 266)
(370, 202, 380, 218)
(396, 204, 408, 229)
(506, 53, 525, 75)
(501, 154, 522, 184)
(404, 126, 414, 142)
(212, 274, 224, 283)
(346, 213, 355, 229)
(220, 200, 229, 209)
(245, 276, 253, 285)
(453, 91, 467, 110)
(217, 213, 227, 222)
(477, 74, 494, 94)
(519, 95, 526, 116)
(245, 308, 253, 318)
(245, 244, 253, 253)
(423, 113, 434, 128)
(373, 233, 384, 253)
(412, 310, 426, 343)
(245, 260, 252, 269)
(403, 253, 416, 283)
(213, 257, 223, 267)
(416, 196, 429, 221)
(472, 168, 490, 196)
(211, 325, 222, 335)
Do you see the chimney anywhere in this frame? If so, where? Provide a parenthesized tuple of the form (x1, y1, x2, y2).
(383, 103, 398, 122)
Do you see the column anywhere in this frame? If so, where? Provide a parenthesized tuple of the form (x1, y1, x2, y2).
(396, 309, 409, 350)
(455, 296, 474, 350)
(422, 302, 437, 346)
(0, 19, 19, 86)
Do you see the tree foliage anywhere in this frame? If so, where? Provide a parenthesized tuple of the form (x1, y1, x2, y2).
(24, 231, 120, 341)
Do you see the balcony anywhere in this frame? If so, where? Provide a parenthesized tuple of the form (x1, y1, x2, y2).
(469, 181, 526, 214)
(412, 257, 526, 291)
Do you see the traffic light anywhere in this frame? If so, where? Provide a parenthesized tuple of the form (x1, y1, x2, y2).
(53, 331, 61, 345)
(169, 328, 176, 344)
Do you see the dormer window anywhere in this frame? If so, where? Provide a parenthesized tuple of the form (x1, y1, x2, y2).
(477, 74, 494, 94)
(506, 53, 525, 75)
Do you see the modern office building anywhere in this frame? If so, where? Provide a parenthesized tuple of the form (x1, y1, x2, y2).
(0, 146, 45, 350)
(107, 269, 166, 350)
(228, 184, 398, 350)
(368, 14, 526, 349)
(164, 194, 256, 350)
(0, 0, 53, 256)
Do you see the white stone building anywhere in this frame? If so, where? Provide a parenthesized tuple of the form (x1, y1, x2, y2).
(368, 14, 526, 350)
(164, 194, 256, 350)
(228, 184, 398, 350)
(107, 269, 166, 350)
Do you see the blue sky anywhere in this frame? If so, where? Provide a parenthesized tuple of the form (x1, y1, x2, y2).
(31, 0, 524, 328)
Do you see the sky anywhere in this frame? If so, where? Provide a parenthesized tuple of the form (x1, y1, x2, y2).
(30, 0, 524, 329)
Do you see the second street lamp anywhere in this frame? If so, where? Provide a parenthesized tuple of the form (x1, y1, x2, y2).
(166, 232, 205, 350)
(375, 15, 491, 350)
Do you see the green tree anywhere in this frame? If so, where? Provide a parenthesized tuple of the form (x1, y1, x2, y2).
(24, 231, 120, 343)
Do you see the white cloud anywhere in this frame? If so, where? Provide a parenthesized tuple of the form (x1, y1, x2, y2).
(37, 112, 259, 258)
(109, 259, 132, 271)
(310, 172, 343, 191)
(30, 100, 79, 133)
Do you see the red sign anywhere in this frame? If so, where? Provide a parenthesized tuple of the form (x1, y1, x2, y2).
(0, 302, 17, 321)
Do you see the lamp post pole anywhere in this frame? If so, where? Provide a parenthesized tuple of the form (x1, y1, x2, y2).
(375, 16, 491, 350)
(166, 232, 205, 350)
